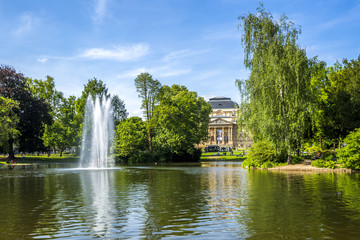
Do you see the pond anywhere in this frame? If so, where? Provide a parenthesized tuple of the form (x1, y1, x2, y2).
(0, 162, 360, 239)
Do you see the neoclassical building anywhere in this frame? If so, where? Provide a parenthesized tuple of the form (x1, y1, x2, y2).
(204, 97, 252, 149)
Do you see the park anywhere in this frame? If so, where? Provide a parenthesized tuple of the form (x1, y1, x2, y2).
(1, 2, 360, 239)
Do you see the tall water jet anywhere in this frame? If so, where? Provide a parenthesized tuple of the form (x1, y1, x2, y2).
(80, 95, 114, 168)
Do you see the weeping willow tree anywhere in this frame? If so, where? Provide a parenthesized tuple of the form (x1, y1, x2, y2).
(237, 4, 313, 163)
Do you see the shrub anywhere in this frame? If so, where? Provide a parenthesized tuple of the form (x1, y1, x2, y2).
(324, 161, 337, 169)
(246, 140, 278, 164)
(303, 142, 322, 156)
(242, 158, 258, 169)
(338, 128, 360, 170)
(311, 159, 338, 169)
(311, 159, 325, 168)
(291, 155, 304, 164)
(261, 161, 274, 169)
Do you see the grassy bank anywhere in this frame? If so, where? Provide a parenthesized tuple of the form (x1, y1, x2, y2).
(1, 152, 245, 164)
(0, 154, 79, 164)
(200, 151, 247, 161)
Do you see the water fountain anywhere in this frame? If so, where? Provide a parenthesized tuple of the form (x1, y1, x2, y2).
(79, 95, 114, 168)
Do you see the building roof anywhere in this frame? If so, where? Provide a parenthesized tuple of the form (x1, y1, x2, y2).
(208, 97, 238, 109)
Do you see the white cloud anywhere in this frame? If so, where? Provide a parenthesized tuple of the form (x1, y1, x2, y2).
(80, 43, 149, 61)
(93, 0, 108, 23)
(37, 58, 48, 63)
(163, 49, 211, 62)
(163, 50, 191, 62)
(14, 13, 35, 36)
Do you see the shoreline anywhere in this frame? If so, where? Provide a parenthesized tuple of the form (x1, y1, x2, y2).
(268, 162, 353, 173)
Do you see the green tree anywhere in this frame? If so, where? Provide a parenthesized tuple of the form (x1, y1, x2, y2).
(134, 72, 161, 152)
(152, 84, 211, 162)
(338, 128, 360, 170)
(0, 65, 52, 158)
(111, 95, 128, 125)
(238, 4, 313, 163)
(114, 117, 148, 162)
(0, 97, 19, 149)
(26, 76, 66, 155)
(76, 78, 110, 117)
(42, 95, 79, 157)
(307, 61, 330, 148)
(324, 57, 360, 149)
(26, 76, 64, 116)
(308, 56, 360, 151)
(75, 78, 111, 148)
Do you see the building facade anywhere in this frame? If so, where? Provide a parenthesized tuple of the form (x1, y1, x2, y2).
(204, 97, 252, 149)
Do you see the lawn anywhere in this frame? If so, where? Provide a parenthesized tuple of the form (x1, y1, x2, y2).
(0, 153, 79, 164)
(201, 151, 247, 161)
(1, 152, 246, 164)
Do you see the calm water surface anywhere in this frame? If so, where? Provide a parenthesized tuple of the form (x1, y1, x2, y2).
(1, 162, 360, 239)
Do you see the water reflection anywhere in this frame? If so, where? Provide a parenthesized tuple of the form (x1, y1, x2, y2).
(1, 163, 360, 239)
(80, 169, 114, 237)
(243, 171, 360, 240)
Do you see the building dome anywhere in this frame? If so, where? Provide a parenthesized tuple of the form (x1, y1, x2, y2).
(208, 97, 238, 109)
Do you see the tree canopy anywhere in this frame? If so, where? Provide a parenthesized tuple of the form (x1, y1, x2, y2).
(0, 97, 19, 149)
(114, 117, 148, 162)
(0, 65, 52, 158)
(152, 84, 211, 161)
(238, 4, 314, 163)
(134, 72, 161, 152)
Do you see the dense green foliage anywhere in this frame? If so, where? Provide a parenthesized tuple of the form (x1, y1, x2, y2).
(134, 72, 161, 152)
(0, 65, 52, 158)
(311, 159, 337, 169)
(237, 5, 360, 168)
(0, 97, 19, 148)
(111, 95, 128, 125)
(242, 140, 286, 168)
(238, 4, 314, 163)
(309, 57, 360, 150)
(0, 65, 128, 159)
(337, 128, 360, 170)
(151, 84, 211, 162)
(114, 117, 149, 162)
(1, 65, 208, 163)
(26, 76, 78, 156)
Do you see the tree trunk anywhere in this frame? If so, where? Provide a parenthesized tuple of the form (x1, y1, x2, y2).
(47, 147, 51, 157)
(338, 135, 341, 151)
(148, 128, 152, 153)
(287, 151, 292, 165)
(60, 148, 63, 157)
(7, 136, 15, 160)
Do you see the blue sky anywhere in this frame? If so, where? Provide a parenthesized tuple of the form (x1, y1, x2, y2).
(1, 0, 359, 116)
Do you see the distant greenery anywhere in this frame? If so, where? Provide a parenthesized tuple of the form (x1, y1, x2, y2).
(311, 159, 337, 169)
(0, 97, 19, 148)
(338, 128, 360, 170)
(1, 68, 127, 160)
(114, 117, 149, 163)
(151, 84, 211, 162)
(241, 140, 287, 169)
(114, 75, 212, 163)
